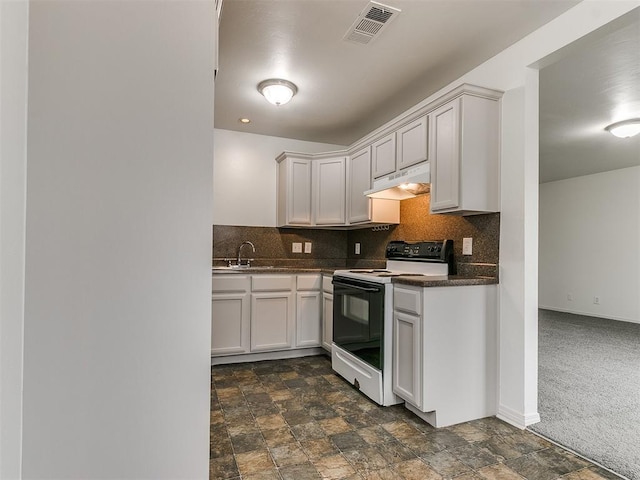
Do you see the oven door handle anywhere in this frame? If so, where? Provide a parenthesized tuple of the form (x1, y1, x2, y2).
(332, 280, 381, 293)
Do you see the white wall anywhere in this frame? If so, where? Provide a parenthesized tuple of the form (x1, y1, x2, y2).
(540, 166, 640, 323)
(21, 2, 214, 478)
(213, 129, 345, 226)
(0, 1, 29, 477)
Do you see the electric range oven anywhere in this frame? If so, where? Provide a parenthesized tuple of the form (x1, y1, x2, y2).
(331, 240, 453, 406)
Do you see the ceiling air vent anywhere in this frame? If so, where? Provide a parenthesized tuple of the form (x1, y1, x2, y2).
(343, 1, 401, 45)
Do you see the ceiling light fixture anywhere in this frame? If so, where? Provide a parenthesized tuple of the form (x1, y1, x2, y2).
(605, 119, 640, 138)
(239, 118, 251, 124)
(257, 79, 298, 106)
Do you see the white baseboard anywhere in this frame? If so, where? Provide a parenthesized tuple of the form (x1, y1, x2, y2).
(211, 347, 326, 366)
(539, 305, 639, 325)
(497, 404, 540, 429)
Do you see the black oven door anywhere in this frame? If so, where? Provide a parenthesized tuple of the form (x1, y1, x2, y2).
(332, 277, 384, 370)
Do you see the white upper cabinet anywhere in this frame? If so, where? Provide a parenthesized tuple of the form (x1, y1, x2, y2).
(313, 156, 346, 225)
(277, 150, 398, 228)
(347, 147, 372, 224)
(372, 133, 396, 179)
(347, 146, 400, 225)
(397, 116, 428, 170)
(428, 93, 500, 215)
(277, 84, 502, 223)
(429, 101, 460, 212)
(372, 116, 427, 180)
(277, 154, 312, 227)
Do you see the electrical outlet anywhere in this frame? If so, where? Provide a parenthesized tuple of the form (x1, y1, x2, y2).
(594, 296, 600, 305)
(304, 242, 312, 254)
(355, 243, 361, 255)
(292, 242, 302, 253)
(567, 293, 573, 301)
(462, 237, 473, 255)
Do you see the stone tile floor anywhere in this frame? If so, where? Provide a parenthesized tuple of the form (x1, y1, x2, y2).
(210, 355, 621, 480)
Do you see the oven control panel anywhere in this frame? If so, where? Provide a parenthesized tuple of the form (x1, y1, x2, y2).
(385, 240, 453, 263)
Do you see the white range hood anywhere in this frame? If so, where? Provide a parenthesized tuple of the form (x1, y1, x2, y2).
(365, 162, 430, 200)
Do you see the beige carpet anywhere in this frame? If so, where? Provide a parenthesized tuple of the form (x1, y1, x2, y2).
(531, 309, 640, 479)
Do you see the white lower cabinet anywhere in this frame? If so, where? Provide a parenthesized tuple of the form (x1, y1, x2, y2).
(296, 274, 322, 347)
(212, 273, 324, 357)
(296, 291, 321, 347)
(250, 275, 295, 352)
(392, 310, 421, 407)
(392, 284, 498, 428)
(322, 275, 333, 352)
(211, 275, 251, 355)
(251, 291, 295, 351)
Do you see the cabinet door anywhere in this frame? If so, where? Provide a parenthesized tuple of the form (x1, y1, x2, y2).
(211, 293, 250, 355)
(281, 157, 312, 225)
(393, 310, 422, 408)
(397, 116, 428, 170)
(347, 147, 372, 224)
(322, 292, 333, 352)
(429, 99, 460, 211)
(372, 133, 396, 179)
(251, 292, 294, 351)
(314, 157, 346, 225)
(296, 291, 321, 347)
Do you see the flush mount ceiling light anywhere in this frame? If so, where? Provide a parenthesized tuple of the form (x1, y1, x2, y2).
(257, 79, 297, 106)
(605, 119, 640, 138)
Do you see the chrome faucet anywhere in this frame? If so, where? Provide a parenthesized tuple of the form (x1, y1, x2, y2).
(236, 241, 255, 267)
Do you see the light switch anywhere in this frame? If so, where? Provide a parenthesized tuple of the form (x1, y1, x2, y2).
(462, 237, 473, 255)
(292, 242, 302, 253)
(304, 242, 312, 254)
(355, 243, 361, 255)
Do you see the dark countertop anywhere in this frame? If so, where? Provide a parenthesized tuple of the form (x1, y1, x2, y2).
(212, 267, 335, 275)
(212, 267, 498, 286)
(391, 274, 498, 287)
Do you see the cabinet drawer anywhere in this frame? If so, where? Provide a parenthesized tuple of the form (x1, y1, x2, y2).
(212, 275, 251, 293)
(322, 275, 333, 293)
(394, 286, 422, 315)
(297, 274, 322, 291)
(252, 275, 294, 292)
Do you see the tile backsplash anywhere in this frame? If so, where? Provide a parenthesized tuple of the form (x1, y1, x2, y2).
(347, 195, 499, 277)
(213, 195, 499, 276)
(213, 225, 348, 268)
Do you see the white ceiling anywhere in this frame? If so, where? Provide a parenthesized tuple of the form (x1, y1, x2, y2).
(215, 0, 579, 146)
(539, 8, 640, 183)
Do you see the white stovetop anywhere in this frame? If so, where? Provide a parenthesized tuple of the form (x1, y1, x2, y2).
(334, 260, 449, 284)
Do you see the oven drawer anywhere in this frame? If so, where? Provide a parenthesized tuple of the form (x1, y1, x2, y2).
(393, 286, 422, 315)
(332, 347, 383, 405)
